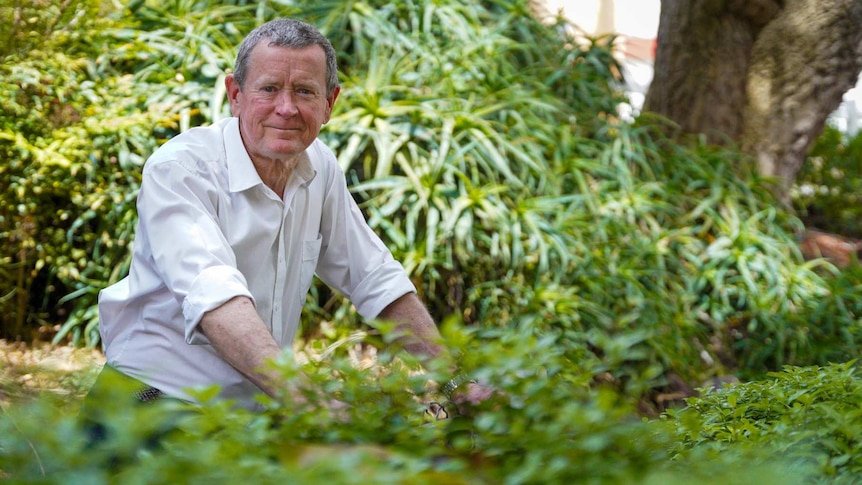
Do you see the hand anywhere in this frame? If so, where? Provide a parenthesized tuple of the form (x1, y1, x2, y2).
(327, 398, 351, 423)
(430, 378, 497, 419)
(449, 381, 496, 416)
(451, 381, 495, 406)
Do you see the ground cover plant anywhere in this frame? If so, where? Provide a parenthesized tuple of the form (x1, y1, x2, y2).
(4, 0, 862, 482)
(3, 331, 861, 484)
(666, 360, 862, 484)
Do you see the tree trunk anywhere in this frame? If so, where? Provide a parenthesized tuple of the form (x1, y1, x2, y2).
(744, 0, 862, 200)
(644, 0, 862, 201)
(645, 0, 769, 143)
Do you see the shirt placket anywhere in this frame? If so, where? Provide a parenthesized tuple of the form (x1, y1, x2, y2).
(271, 177, 304, 344)
(270, 202, 290, 344)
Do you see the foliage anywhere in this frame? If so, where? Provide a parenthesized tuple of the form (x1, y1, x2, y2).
(0, 0, 183, 344)
(665, 361, 862, 484)
(304, 1, 862, 395)
(793, 125, 862, 238)
(4, 0, 862, 481)
(3, 0, 862, 408)
(317, 0, 626, 315)
(0, 328, 820, 484)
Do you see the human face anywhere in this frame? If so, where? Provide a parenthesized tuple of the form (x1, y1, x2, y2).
(226, 43, 339, 165)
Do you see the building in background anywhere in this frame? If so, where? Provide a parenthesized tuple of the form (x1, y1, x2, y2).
(536, 0, 860, 136)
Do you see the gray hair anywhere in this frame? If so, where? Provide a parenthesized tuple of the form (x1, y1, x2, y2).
(233, 18, 339, 96)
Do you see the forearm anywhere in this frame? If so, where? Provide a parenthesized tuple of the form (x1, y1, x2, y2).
(377, 292, 446, 363)
(378, 293, 491, 408)
(199, 296, 283, 397)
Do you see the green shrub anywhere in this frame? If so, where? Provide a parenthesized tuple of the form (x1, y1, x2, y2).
(1, 0, 165, 343)
(12, 326, 859, 484)
(665, 361, 862, 484)
(0, 329, 812, 484)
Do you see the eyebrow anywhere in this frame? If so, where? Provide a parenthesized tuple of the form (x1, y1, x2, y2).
(254, 76, 323, 88)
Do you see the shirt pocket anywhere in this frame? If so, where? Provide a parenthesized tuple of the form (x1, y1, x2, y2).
(299, 234, 323, 299)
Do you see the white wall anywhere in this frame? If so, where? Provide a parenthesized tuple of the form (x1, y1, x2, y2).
(829, 79, 862, 137)
(542, 0, 660, 38)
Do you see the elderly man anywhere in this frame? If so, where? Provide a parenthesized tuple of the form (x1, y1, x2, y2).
(93, 18, 485, 411)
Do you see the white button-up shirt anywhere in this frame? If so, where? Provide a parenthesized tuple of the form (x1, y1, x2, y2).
(98, 117, 415, 409)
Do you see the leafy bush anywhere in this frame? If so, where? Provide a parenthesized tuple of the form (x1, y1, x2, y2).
(307, 1, 862, 395)
(0, 329, 820, 484)
(665, 361, 862, 484)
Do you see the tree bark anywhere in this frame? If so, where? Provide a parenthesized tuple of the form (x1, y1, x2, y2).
(744, 0, 862, 200)
(644, 0, 862, 201)
(645, 0, 770, 143)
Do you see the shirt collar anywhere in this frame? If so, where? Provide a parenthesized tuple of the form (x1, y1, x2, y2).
(293, 150, 317, 187)
(223, 117, 317, 193)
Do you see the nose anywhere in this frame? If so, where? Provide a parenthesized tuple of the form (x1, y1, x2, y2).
(274, 90, 300, 117)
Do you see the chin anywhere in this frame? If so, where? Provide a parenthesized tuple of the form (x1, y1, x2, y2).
(265, 143, 303, 159)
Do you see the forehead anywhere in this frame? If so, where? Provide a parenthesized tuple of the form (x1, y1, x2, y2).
(247, 42, 327, 81)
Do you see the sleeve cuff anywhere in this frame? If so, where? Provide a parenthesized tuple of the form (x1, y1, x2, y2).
(350, 260, 417, 319)
(181, 265, 254, 345)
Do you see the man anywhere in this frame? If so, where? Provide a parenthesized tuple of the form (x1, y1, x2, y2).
(94, 18, 486, 411)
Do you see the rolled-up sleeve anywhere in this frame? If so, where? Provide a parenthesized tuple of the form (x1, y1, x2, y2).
(182, 265, 254, 344)
(349, 260, 416, 319)
(313, 151, 417, 319)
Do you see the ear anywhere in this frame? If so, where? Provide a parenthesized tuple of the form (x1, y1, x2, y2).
(323, 85, 341, 124)
(225, 74, 241, 116)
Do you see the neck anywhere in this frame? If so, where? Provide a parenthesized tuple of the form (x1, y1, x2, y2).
(253, 156, 297, 199)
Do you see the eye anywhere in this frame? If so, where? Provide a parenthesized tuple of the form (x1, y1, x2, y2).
(294, 87, 319, 100)
(261, 85, 278, 93)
